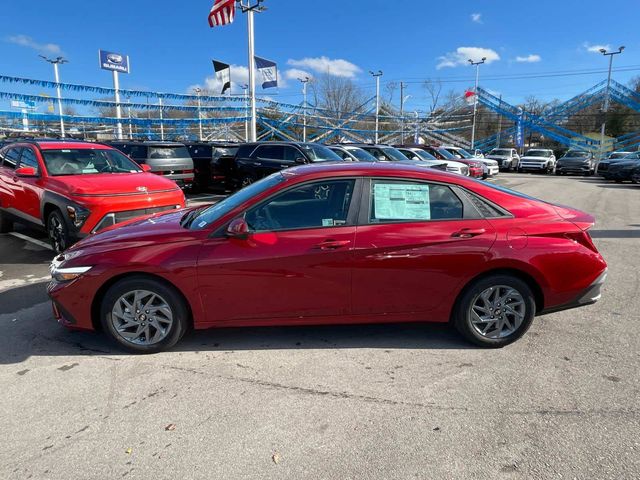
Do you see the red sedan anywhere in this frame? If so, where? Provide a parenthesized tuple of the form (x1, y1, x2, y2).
(48, 163, 607, 353)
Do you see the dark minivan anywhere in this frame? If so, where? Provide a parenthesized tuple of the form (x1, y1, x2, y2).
(185, 142, 240, 192)
(232, 142, 343, 188)
(107, 141, 195, 189)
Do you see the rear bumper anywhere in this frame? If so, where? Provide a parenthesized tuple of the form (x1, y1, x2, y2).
(540, 269, 607, 315)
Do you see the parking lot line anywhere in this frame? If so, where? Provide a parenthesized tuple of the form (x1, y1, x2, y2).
(8, 232, 53, 251)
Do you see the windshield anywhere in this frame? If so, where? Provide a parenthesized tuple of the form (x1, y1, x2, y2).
(491, 149, 512, 156)
(435, 148, 455, 159)
(609, 152, 630, 159)
(214, 146, 239, 158)
(346, 147, 377, 161)
(563, 150, 588, 157)
(42, 149, 142, 176)
(456, 148, 474, 159)
(148, 146, 190, 159)
(381, 147, 410, 162)
(525, 150, 552, 157)
(409, 149, 437, 161)
(302, 144, 343, 162)
(188, 172, 285, 229)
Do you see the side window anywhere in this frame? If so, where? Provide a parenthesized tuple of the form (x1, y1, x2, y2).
(401, 150, 418, 160)
(282, 146, 303, 162)
(128, 145, 147, 159)
(245, 179, 356, 231)
(337, 150, 351, 161)
(2, 147, 22, 170)
(369, 180, 463, 223)
(254, 145, 284, 160)
(366, 148, 384, 160)
(18, 148, 39, 174)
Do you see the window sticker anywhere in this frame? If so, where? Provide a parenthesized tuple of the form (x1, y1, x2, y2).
(373, 183, 431, 220)
(322, 218, 335, 227)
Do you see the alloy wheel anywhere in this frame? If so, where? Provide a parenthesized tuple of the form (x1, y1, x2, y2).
(110, 290, 174, 346)
(468, 285, 526, 339)
(48, 214, 66, 253)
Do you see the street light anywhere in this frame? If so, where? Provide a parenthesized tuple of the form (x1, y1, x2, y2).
(369, 70, 383, 143)
(194, 87, 203, 141)
(468, 57, 486, 150)
(599, 46, 625, 156)
(298, 76, 310, 142)
(39, 55, 67, 138)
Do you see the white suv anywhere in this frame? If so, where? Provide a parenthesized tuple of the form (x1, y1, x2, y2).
(486, 148, 520, 171)
(519, 149, 556, 173)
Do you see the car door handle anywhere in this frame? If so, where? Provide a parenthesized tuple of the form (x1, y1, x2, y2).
(314, 239, 351, 250)
(451, 228, 486, 238)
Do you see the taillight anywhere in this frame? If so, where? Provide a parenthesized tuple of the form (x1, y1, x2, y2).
(564, 231, 598, 253)
(184, 169, 194, 174)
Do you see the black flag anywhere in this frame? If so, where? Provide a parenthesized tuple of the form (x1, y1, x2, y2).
(212, 60, 231, 94)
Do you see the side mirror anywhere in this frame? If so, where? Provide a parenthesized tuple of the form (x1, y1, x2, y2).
(226, 218, 250, 239)
(140, 164, 152, 172)
(15, 166, 37, 177)
(294, 157, 307, 164)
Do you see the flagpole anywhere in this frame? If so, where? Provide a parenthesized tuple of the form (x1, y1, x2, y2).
(239, 0, 264, 143)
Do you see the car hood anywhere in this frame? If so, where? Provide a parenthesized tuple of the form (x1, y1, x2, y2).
(609, 160, 640, 169)
(559, 156, 589, 162)
(487, 155, 510, 159)
(67, 208, 200, 255)
(48, 172, 181, 197)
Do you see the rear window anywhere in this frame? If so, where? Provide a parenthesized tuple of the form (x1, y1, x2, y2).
(301, 144, 343, 162)
(148, 146, 190, 159)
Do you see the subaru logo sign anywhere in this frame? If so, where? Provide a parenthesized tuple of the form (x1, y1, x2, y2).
(106, 54, 123, 64)
(99, 50, 130, 74)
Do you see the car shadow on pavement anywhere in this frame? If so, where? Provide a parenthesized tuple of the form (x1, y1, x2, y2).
(1, 297, 473, 365)
(589, 229, 640, 239)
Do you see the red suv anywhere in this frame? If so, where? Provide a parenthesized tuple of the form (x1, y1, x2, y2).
(0, 140, 186, 253)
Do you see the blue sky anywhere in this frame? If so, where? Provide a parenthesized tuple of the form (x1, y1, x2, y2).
(1, 0, 639, 111)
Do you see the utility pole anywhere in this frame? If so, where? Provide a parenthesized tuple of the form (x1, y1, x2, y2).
(158, 97, 165, 141)
(369, 70, 383, 143)
(468, 57, 486, 150)
(241, 84, 249, 141)
(496, 94, 503, 148)
(298, 76, 310, 142)
(195, 88, 203, 141)
(400, 81, 405, 145)
(39, 55, 67, 138)
(238, 0, 265, 142)
(599, 46, 625, 156)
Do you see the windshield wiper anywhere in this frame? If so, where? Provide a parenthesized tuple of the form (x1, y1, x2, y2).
(180, 207, 205, 228)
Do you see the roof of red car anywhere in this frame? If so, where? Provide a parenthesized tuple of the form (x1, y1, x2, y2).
(286, 161, 465, 182)
(35, 141, 113, 150)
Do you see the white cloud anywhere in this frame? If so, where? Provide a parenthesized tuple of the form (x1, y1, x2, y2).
(436, 47, 500, 69)
(515, 54, 541, 63)
(7, 34, 62, 55)
(584, 43, 611, 53)
(287, 56, 361, 78)
(284, 68, 313, 81)
(471, 13, 482, 24)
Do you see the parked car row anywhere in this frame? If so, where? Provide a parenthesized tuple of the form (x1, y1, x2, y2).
(598, 151, 640, 183)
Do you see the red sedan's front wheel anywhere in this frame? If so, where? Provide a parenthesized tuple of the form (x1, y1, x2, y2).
(453, 274, 536, 348)
(100, 276, 189, 353)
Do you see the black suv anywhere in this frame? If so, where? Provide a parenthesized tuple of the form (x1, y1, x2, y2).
(232, 142, 343, 188)
(184, 142, 241, 192)
(107, 141, 195, 189)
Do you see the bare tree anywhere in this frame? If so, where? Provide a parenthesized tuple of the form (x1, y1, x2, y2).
(423, 79, 443, 115)
(385, 81, 398, 104)
(311, 73, 365, 120)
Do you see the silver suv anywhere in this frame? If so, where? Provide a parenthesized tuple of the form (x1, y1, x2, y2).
(486, 148, 520, 171)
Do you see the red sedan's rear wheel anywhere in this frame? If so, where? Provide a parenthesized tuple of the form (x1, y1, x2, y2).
(453, 274, 536, 348)
(0, 209, 13, 233)
(100, 276, 189, 353)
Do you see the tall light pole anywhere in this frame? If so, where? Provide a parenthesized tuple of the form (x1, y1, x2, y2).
(241, 84, 249, 141)
(194, 87, 203, 141)
(599, 46, 625, 156)
(239, 0, 265, 142)
(298, 76, 310, 142)
(40, 55, 67, 138)
(469, 57, 486, 150)
(369, 70, 383, 143)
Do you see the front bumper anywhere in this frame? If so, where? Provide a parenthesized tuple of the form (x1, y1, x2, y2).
(520, 162, 548, 170)
(557, 163, 591, 174)
(603, 169, 634, 181)
(540, 269, 607, 315)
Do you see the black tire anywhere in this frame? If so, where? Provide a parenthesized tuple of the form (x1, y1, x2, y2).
(100, 276, 189, 354)
(452, 274, 536, 348)
(0, 209, 13, 233)
(47, 209, 71, 254)
(631, 174, 640, 184)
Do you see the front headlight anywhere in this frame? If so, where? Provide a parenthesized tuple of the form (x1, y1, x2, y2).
(66, 205, 91, 228)
(51, 265, 92, 282)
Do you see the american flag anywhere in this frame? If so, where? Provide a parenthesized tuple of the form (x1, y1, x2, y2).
(208, 0, 236, 28)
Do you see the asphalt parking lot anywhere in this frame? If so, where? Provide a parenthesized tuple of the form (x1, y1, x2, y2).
(1, 174, 639, 479)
